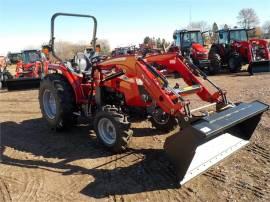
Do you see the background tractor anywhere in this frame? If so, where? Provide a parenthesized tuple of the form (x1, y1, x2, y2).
(39, 13, 268, 185)
(208, 28, 270, 74)
(172, 29, 210, 72)
(15, 49, 43, 78)
(5, 49, 48, 90)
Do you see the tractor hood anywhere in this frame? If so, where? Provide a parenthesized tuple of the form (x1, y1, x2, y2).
(191, 43, 208, 53)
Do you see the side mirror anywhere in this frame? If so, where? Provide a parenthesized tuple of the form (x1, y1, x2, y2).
(173, 33, 177, 40)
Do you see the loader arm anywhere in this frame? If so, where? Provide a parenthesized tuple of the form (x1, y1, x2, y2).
(135, 58, 189, 117)
(145, 53, 224, 103)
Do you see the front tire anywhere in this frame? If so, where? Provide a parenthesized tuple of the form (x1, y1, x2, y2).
(228, 55, 242, 73)
(39, 73, 77, 130)
(1, 71, 13, 88)
(208, 53, 221, 75)
(149, 107, 178, 133)
(94, 105, 133, 152)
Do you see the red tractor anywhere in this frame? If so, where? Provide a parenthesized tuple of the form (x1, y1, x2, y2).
(15, 49, 42, 78)
(39, 13, 268, 185)
(172, 30, 210, 72)
(208, 28, 270, 74)
(6, 49, 48, 90)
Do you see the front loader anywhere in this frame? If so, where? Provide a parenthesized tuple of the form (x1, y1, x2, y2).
(39, 13, 269, 185)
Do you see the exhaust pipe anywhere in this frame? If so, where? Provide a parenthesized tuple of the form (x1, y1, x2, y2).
(5, 78, 41, 91)
(164, 101, 269, 185)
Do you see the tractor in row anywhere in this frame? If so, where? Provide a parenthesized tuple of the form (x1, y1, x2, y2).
(208, 28, 270, 74)
(5, 49, 48, 90)
(172, 28, 270, 75)
(173, 29, 210, 72)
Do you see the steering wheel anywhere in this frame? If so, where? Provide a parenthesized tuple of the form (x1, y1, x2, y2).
(89, 55, 107, 64)
(82, 54, 108, 72)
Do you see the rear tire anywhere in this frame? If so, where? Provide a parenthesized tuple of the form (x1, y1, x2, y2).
(94, 105, 133, 152)
(208, 53, 221, 75)
(228, 55, 242, 73)
(39, 73, 77, 131)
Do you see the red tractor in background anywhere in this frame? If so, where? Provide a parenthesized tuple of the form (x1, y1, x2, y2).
(5, 49, 48, 90)
(208, 28, 270, 74)
(15, 49, 42, 78)
(172, 30, 210, 73)
(39, 13, 269, 185)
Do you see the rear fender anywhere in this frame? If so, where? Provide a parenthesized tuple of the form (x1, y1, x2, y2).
(48, 64, 85, 104)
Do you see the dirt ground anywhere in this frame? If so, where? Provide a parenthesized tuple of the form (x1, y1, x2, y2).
(0, 69, 269, 201)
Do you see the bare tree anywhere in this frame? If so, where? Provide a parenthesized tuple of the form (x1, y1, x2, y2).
(54, 41, 79, 61)
(97, 39, 111, 54)
(187, 21, 209, 31)
(237, 8, 259, 28)
(142, 37, 170, 49)
(248, 27, 263, 39)
(262, 21, 270, 35)
(161, 38, 170, 48)
(262, 21, 270, 39)
(224, 24, 229, 29)
(211, 22, 219, 43)
(143, 36, 151, 44)
(54, 39, 111, 61)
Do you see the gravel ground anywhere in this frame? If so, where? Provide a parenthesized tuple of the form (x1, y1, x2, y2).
(0, 69, 269, 201)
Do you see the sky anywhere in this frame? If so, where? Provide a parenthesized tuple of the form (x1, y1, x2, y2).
(0, 0, 269, 55)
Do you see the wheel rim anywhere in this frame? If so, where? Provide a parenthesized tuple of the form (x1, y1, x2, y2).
(152, 108, 170, 125)
(43, 89, 56, 119)
(97, 117, 117, 145)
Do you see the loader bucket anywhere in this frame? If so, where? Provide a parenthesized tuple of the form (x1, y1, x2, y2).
(5, 78, 41, 91)
(248, 61, 270, 74)
(164, 101, 269, 185)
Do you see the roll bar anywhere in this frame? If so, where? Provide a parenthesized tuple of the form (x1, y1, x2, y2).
(50, 12, 98, 62)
